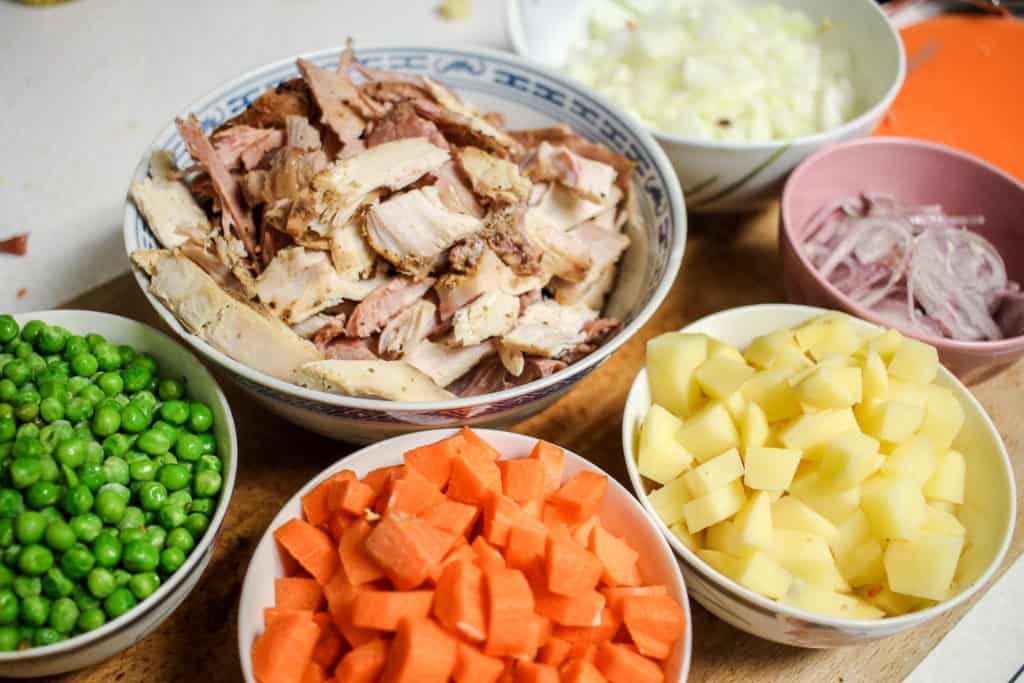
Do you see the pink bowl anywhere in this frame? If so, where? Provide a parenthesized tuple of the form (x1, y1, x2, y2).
(780, 136, 1024, 383)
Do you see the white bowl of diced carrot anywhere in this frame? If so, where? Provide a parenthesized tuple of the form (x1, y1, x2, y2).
(238, 428, 691, 683)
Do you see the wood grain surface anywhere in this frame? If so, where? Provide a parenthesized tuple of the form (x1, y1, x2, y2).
(51, 208, 1022, 683)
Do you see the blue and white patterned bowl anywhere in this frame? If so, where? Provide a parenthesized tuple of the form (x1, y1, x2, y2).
(123, 45, 686, 443)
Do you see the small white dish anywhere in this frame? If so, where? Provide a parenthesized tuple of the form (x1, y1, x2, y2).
(238, 428, 692, 681)
(0, 311, 237, 677)
(621, 304, 1016, 647)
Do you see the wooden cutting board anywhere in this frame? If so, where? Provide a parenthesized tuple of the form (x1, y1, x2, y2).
(52, 206, 1022, 682)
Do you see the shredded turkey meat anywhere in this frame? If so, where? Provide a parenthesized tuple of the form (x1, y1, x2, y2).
(129, 42, 637, 401)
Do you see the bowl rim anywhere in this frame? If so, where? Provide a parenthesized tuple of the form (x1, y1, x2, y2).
(505, 0, 907, 152)
(237, 428, 692, 681)
(122, 43, 687, 413)
(621, 302, 1017, 632)
(0, 310, 238, 662)
(781, 135, 1024, 352)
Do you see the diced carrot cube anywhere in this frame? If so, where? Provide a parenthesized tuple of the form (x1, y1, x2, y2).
(365, 512, 453, 590)
(322, 570, 376, 648)
(505, 516, 547, 572)
(453, 641, 505, 683)
(457, 427, 502, 461)
(325, 510, 354, 544)
(572, 517, 599, 548)
(301, 660, 329, 683)
(499, 458, 545, 502)
(404, 440, 459, 488)
(482, 492, 520, 547)
(594, 642, 663, 683)
(568, 642, 597, 663)
(311, 612, 343, 669)
(351, 589, 435, 631)
(363, 465, 403, 494)
(387, 466, 446, 516)
(546, 537, 602, 596)
(447, 457, 502, 505)
(553, 608, 622, 645)
(251, 611, 321, 683)
(471, 536, 506, 572)
(422, 498, 480, 537)
(601, 586, 668, 616)
(535, 613, 553, 648)
(537, 636, 572, 667)
(330, 479, 377, 516)
(379, 617, 458, 683)
(338, 518, 385, 586)
(274, 519, 339, 585)
(547, 472, 607, 527)
(264, 607, 315, 628)
(274, 577, 325, 612)
(512, 661, 559, 683)
(483, 568, 535, 659)
(302, 470, 355, 527)
(589, 525, 642, 588)
(434, 559, 487, 642)
(520, 499, 542, 520)
(334, 638, 389, 683)
(560, 658, 608, 683)
(433, 543, 476, 581)
(535, 589, 606, 627)
(622, 594, 685, 660)
(528, 440, 565, 496)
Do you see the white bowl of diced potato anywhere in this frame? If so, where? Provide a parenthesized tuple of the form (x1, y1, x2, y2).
(621, 304, 1015, 648)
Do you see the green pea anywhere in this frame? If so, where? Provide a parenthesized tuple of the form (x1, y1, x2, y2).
(46, 596, 77, 634)
(84, 440, 104, 466)
(103, 587, 135, 618)
(60, 544, 94, 579)
(37, 397, 63, 424)
(85, 567, 115, 599)
(66, 375, 90, 396)
(155, 379, 182, 403)
(115, 344, 135, 367)
(92, 533, 122, 569)
(93, 342, 121, 372)
(0, 402, 11, 420)
(0, 379, 16, 403)
(193, 470, 222, 498)
(122, 540, 158, 573)
(159, 505, 187, 530)
(79, 462, 106, 493)
(158, 546, 186, 575)
(0, 625, 17, 651)
(166, 490, 192, 509)
(64, 396, 93, 422)
(155, 463, 189, 492)
(0, 417, 15, 444)
(69, 514, 103, 543)
(2, 359, 30, 387)
(94, 489, 127, 525)
(166, 526, 195, 554)
(35, 327, 65, 355)
(0, 564, 12, 589)
(196, 454, 221, 474)
(70, 583, 98, 613)
(14, 400, 38, 422)
(41, 568, 73, 599)
(44, 520, 76, 552)
(183, 513, 209, 540)
(69, 352, 98, 378)
(102, 456, 130, 486)
(14, 511, 47, 545)
(97, 372, 123, 397)
(79, 384, 105, 407)
(128, 457, 156, 482)
(152, 421, 178, 448)
(118, 507, 145, 531)
(0, 520, 13, 548)
(0, 590, 17, 626)
(136, 429, 170, 456)
(37, 457, 59, 484)
(26, 354, 46, 376)
(186, 402, 213, 433)
(119, 529, 146, 547)
(13, 575, 40, 598)
(90, 406, 120, 438)
(136, 481, 166, 511)
(33, 627, 61, 646)
(62, 485, 93, 516)
(12, 341, 32, 360)
(83, 333, 104, 351)
(128, 572, 160, 601)
(121, 365, 151, 394)
(101, 434, 133, 460)
(15, 422, 39, 441)
(77, 606, 106, 632)
(10, 458, 42, 490)
(188, 497, 213, 515)
(0, 489, 24, 518)
(19, 593, 49, 626)
(131, 389, 157, 410)
(62, 335, 88, 360)
(0, 316, 17, 344)
(19, 544, 54, 576)
(54, 438, 86, 469)
(127, 353, 157, 375)
(116, 407, 145, 436)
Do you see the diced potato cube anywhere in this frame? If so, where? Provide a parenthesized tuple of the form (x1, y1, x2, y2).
(919, 385, 965, 449)
(742, 368, 802, 422)
(778, 408, 858, 452)
(794, 313, 847, 351)
(884, 532, 964, 601)
(923, 450, 966, 504)
(707, 337, 745, 363)
(740, 401, 770, 451)
(772, 495, 839, 543)
(676, 401, 740, 463)
(793, 365, 863, 409)
(882, 435, 936, 486)
(860, 476, 928, 540)
(684, 479, 746, 534)
(837, 540, 886, 587)
(808, 317, 860, 361)
(855, 399, 924, 443)
(731, 551, 793, 599)
(744, 329, 801, 370)
(819, 430, 881, 489)
(705, 520, 740, 554)
(929, 500, 956, 514)
(888, 338, 939, 385)
(887, 378, 928, 407)
(860, 349, 889, 403)
(790, 473, 861, 524)
(723, 390, 748, 422)
(697, 549, 739, 576)
(647, 476, 692, 527)
(732, 491, 773, 551)
(864, 328, 905, 361)
(865, 586, 923, 616)
(695, 354, 756, 400)
(638, 405, 693, 485)
(771, 530, 848, 591)
(783, 580, 884, 620)
(830, 509, 870, 557)
(647, 332, 707, 417)
(921, 505, 965, 537)
(683, 448, 744, 497)
(669, 522, 703, 553)
(743, 446, 801, 491)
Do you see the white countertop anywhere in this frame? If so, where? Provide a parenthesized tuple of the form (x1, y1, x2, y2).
(1, 1, 1019, 680)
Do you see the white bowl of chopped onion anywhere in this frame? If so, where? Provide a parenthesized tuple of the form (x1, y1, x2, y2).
(507, 0, 905, 211)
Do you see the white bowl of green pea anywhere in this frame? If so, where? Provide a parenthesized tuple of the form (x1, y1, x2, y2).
(0, 310, 236, 677)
